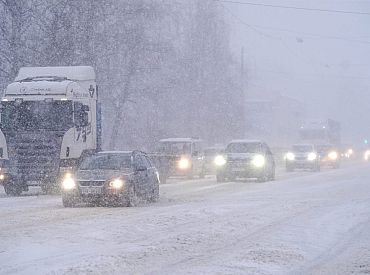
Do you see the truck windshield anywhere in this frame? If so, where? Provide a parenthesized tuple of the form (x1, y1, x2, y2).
(226, 143, 261, 153)
(158, 142, 191, 155)
(0, 101, 73, 131)
(79, 154, 132, 170)
(299, 130, 326, 140)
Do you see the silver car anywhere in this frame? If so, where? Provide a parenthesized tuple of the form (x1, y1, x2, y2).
(60, 151, 160, 207)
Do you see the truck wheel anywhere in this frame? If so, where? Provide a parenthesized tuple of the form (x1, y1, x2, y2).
(62, 195, 77, 207)
(4, 183, 22, 196)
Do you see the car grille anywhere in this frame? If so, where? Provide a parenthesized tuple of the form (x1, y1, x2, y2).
(295, 156, 307, 161)
(78, 180, 105, 187)
(228, 159, 250, 166)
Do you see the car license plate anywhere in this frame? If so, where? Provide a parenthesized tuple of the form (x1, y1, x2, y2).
(27, 180, 41, 186)
(232, 167, 245, 172)
(80, 187, 102, 195)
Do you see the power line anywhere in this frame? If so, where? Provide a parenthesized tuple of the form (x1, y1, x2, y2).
(214, 0, 370, 16)
(218, 2, 370, 45)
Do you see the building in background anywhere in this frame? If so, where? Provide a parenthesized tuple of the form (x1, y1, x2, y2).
(245, 95, 306, 147)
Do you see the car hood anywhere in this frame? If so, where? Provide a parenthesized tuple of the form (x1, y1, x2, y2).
(293, 152, 310, 157)
(75, 169, 133, 181)
(226, 153, 259, 160)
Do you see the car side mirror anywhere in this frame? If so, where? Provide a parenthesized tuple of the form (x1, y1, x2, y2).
(193, 151, 199, 157)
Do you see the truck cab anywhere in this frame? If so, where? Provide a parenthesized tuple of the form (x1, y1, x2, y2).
(0, 66, 101, 195)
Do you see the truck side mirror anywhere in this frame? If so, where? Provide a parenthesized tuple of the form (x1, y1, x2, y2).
(74, 103, 89, 127)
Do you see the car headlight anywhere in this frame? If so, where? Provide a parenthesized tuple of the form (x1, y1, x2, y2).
(364, 150, 370, 160)
(178, 158, 191, 170)
(214, 155, 226, 166)
(62, 173, 76, 190)
(0, 174, 5, 180)
(286, 152, 295, 161)
(109, 178, 124, 189)
(307, 152, 317, 161)
(252, 154, 265, 168)
(328, 151, 338, 160)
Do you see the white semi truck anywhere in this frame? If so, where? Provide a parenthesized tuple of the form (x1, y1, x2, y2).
(0, 66, 101, 195)
(299, 119, 341, 146)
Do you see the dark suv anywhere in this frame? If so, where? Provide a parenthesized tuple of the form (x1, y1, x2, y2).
(60, 151, 160, 207)
(285, 144, 320, 172)
(215, 140, 275, 182)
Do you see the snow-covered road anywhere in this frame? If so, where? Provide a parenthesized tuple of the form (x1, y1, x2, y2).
(1, 163, 370, 275)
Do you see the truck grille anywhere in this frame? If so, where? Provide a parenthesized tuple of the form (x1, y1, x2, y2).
(5, 131, 63, 182)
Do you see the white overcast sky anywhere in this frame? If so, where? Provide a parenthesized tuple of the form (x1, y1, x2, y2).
(223, 0, 370, 143)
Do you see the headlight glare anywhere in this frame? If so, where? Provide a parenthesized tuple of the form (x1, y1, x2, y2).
(178, 158, 191, 170)
(307, 152, 317, 161)
(214, 155, 226, 166)
(328, 151, 338, 160)
(252, 154, 265, 168)
(286, 152, 295, 161)
(109, 178, 124, 189)
(62, 174, 76, 190)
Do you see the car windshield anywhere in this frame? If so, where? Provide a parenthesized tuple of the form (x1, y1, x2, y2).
(79, 154, 132, 170)
(0, 100, 73, 131)
(292, 145, 313, 152)
(158, 142, 192, 154)
(204, 148, 221, 156)
(226, 142, 261, 153)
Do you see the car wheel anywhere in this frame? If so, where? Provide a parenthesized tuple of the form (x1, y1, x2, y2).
(126, 185, 136, 207)
(62, 195, 77, 208)
(150, 183, 160, 202)
(269, 168, 276, 181)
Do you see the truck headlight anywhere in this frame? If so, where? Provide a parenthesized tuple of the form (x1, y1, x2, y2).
(307, 152, 317, 161)
(286, 152, 295, 161)
(109, 178, 124, 189)
(178, 158, 191, 170)
(214, 155, 226, 166)
(252, 154, 265, 168)
(62, 173, 76, 190)
(328, 151, 338, 160)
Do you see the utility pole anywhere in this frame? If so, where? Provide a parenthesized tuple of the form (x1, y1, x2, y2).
(241, 46, 246, 137)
